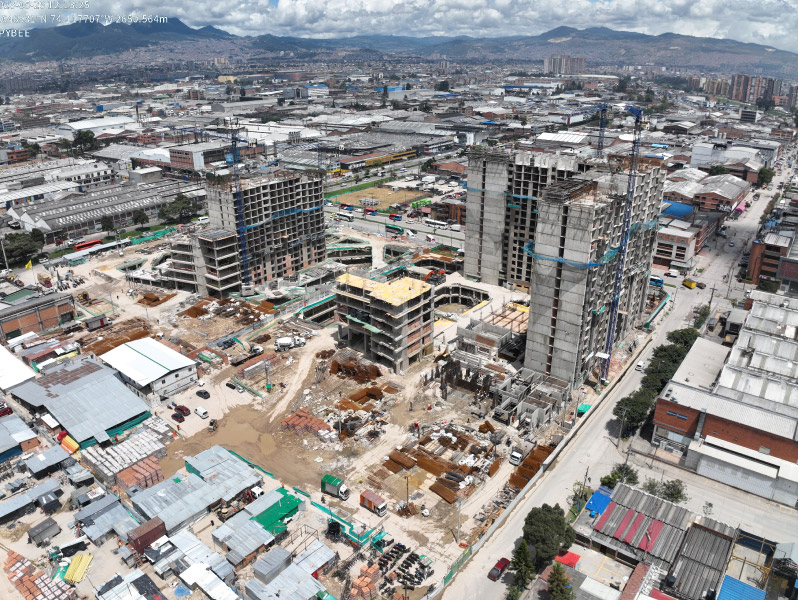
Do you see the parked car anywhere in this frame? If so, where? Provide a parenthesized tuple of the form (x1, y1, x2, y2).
(488, 558, 510, 581)
(196, 390, 210, 399)
(225, 382, 237, 390)
(172, 412, 185, 423)
(175, 405, 191, 416)
(729, 241, 735, 247)
(0, 403, 12, 417)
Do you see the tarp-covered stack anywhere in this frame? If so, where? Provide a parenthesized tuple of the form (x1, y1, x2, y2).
(116, 457, 164, 491)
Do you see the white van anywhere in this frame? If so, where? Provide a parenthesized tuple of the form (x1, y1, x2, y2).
(449, 224, 461, 232)
(195, 406, 209, 419)
(197, 216, 210, 224)
(666, 269, 679, 277)
(635, 361, 645, 372)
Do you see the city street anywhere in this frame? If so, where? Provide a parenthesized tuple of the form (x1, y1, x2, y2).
(441, 170, 790, 600)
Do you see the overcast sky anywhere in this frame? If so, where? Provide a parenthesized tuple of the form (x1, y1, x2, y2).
(13, 0, 798, 53)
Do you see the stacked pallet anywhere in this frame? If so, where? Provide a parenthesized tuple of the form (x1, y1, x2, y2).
(348, 563, 380, 599)
(279, 408, 333, 439)
(82, 427, 167, 485)
(116, 457, 164, 491)
(4, 551, 76, 600)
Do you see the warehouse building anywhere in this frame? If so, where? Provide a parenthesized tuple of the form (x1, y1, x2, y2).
(9, 357, 151, 448)
(99, 337, 198, 403)
(0, 293, 76, 343)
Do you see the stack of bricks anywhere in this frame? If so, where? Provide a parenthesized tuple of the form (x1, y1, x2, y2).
(116, 457, 164, 491)
(4, 551, 76, 600)
(81, 425, 167, 485)
(279, 408, 333, 439)
(348, 563, 380, 599)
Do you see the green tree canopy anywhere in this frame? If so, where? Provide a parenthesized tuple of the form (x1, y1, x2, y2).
(511, 539, 534, 588)
(522, 504, 575, 569)
(72, 130, 97, 152)
(600, 463, 640, 489)
(159, 193, 202, 223)
(548, 562, 575, 600)
(2, 233, 43, 267)
(100, 215, 115, 232)
(757, 168, 775, 186)
(132, 209, 149, 227)
(708, 165, 729, 176)
(435, 80, 450, 92)
(666, 327, 700, 348)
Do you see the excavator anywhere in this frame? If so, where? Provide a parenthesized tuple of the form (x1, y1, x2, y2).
(423, 269, 446, 285)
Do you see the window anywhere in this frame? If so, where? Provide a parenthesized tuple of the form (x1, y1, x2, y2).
(175, 374, 179, 379)
(161, 379, 166, 384)
(759, 446, 770, 455)
(666, 410, 688, 420)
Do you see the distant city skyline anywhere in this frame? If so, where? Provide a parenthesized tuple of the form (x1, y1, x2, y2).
(4, 0, 798, 54)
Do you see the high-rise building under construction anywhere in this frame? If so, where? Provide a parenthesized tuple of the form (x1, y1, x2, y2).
(464, 149, 665, 386)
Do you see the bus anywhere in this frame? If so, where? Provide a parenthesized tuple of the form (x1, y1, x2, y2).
(336, 212, 354, 222)
(388, 213, 402, 222)
(364, 208, 377, 216)
(74, 239, 103, 252)
(339, 203, 354, 211)
(649, 275, 664, 287)
(386, 223, 404, 235)
(423, 218, 448, 230)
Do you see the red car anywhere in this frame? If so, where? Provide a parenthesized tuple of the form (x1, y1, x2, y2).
(488, 558, 510, 581)
(171, 412, 185, 423)
(0, 405, 12, 418)
(175, 405, 191, 416)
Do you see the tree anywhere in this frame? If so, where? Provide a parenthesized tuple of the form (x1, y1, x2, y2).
(641, 478, 689, 503)
(435, 80, 450, 92)
(511, 540, 534, 588)
(708, 165, 729, 176)
(72, 130, 96, 152)
(548, 563, 575, 600)
(1, 233, 43, 267)
(666, 327, 699, 349)
(132, 209, 149, 227)
(522, 504, 575, 569)
(600, 463, 640, 489)
(30, 228, 45, 246)
(27, 143, 40, 158)
(100, 215, 115, 232)
(613, 389, 655, 434)
(757, 168, 775, 186)
(159, 193, 201, 223)
(506, 587, 522, 600)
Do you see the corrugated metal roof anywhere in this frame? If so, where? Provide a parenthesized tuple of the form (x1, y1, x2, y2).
(717, 575, 766, 600)
(0, 479, 60, 520)
(0, 344, 36, 393)
(253, 547, 292, 584)
(294, 539, 336, 575)
(212, 510, 274, 566)
(25, 445, 70, 474)
(245, 563, 326, 600)
(10, 357, 150, 444)
(0, 415, 37, 453)
(100, 337, 196, 386)
(668, 525, 734, 600)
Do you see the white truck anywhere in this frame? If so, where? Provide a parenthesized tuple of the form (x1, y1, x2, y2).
(274, 336, 307, 352)
(509, 441, 534, 466)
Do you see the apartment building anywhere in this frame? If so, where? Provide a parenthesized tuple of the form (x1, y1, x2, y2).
(747, 232, 792, 285)
(167, 171, 326, 296)
(543, 54, 586, 75)
(206, 171, 326, 284)
(524, 161, 664, 387)
(464, 148, 590, 289)
(335, 274, 433, 373)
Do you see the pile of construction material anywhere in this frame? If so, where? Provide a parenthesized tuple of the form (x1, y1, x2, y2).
(116, 457, 164, 491)
(508, 444, 554, 489)
(280, 408, 334, 440)
(4, 551, 76, 600)
(348, 563, 381, 599)
(81, 418, 170, 485)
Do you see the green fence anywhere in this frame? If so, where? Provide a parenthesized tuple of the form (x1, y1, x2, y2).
(442, 545, 472, 586)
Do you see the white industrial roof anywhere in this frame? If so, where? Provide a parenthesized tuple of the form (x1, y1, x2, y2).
(100, 337, 196, 386)
(0, 344, 35, 393)
(670, 338, 729, 390)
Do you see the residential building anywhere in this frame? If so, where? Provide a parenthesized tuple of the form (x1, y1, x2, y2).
(730, 74, 751, 102)
(747, 231, 793, 287)
(205, 171, 326, 285)
(169, 230, 241, 297)
(335, 274, 433, 373)
(543, 54, 586, 75)
(525, 161, 664, 387)
(654, 220, 697, 268)
(99, 337, 199, 403)
(464, 148, 590, 289)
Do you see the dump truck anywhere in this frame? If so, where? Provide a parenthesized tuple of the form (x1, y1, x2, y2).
(360, 489, 387, 516)
(509, 441, 534, 466)
(321, 474, 350, 500)
(37, 272, 52, 288)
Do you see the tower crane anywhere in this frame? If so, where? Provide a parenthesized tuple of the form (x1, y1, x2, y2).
(600, 105, 645, 382)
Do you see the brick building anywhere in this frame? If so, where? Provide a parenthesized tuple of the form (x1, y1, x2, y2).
(0, 294, 76, 342)
(747, 232, 791, 284)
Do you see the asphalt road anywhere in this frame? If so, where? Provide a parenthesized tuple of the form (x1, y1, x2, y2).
(324, 206, 467, 247)
(440, 169, 789, 600)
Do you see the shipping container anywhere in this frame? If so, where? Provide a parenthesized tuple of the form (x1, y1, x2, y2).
(129, 517, 167, 554)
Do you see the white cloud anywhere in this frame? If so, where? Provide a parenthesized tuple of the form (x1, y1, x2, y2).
(5, 0, 798, 52)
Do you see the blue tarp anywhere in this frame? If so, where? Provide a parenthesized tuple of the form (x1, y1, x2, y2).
(585, 491, 612, 515)
(717, 575, 766, 600)
(662, 201, 694, 219)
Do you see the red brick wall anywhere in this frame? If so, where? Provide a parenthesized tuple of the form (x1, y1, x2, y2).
(653, 399, 700, 436)
(703, 415, 798, 462)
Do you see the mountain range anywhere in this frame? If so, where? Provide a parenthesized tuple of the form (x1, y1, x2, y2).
(0, 20, 794, 71)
